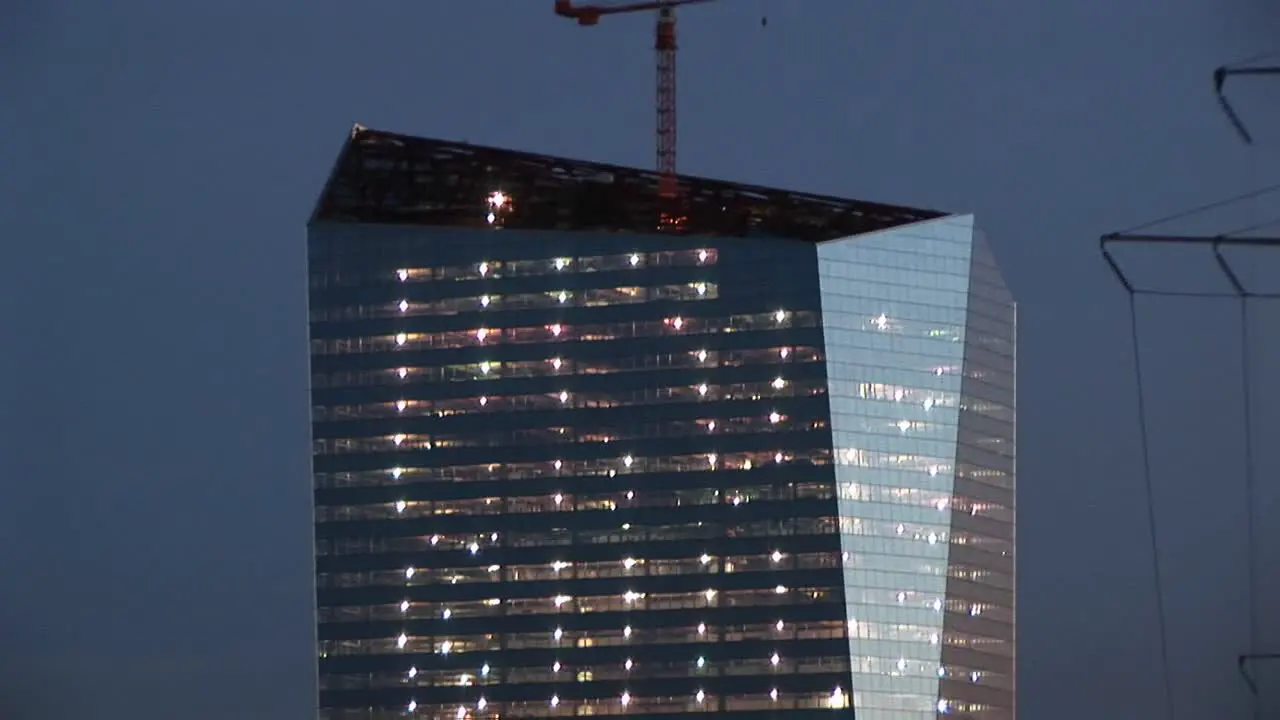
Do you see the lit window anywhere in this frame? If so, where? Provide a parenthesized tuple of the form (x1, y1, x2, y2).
(830, 687, 846, 709)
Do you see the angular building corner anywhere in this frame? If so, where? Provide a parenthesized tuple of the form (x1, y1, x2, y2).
(307, 126, 1015, 720)
(817, 215, 1015, 718)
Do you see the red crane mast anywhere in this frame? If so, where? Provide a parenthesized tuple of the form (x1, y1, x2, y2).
(554, 0, 717, 212)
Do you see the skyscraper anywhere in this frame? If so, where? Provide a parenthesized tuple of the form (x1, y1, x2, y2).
(309, 126, 1016, 720)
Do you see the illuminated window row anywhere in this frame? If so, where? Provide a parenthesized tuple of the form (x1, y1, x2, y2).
(314, 411, 808, 455)
(388, 248, 718, 286)
(368, 686, 851, 719)
(319, 484, 844, 521)
(313, 310, 809, 355)
(313, 282, 721, 322)
(312, 346, 821, 389)
(320, 483, 833, 521)
(314, 449, 831, 489)
(313, 378, 814, 421)
(321, 659, 1013, 693)
(318, 489, 961, 528)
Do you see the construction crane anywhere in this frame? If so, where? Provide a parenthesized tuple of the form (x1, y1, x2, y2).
(554, 0, 718, 219)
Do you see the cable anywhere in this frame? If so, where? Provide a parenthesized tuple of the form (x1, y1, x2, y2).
(1123, 290, 1177, 720)
(1110, 181, 1280, 237)
(1241, 151, 1260, 720)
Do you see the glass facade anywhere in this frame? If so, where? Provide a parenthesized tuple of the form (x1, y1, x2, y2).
(307, 130, 1013, 720)
(817, 216, 1015, 719)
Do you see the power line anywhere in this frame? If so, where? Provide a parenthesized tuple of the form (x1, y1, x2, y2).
(1121, 289, 1177, 720)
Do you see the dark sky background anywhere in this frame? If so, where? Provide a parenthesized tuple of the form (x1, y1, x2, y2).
(3, 1, 1280, 718)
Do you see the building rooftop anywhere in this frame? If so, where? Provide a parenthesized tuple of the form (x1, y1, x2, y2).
(310, 124, 945, 242)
